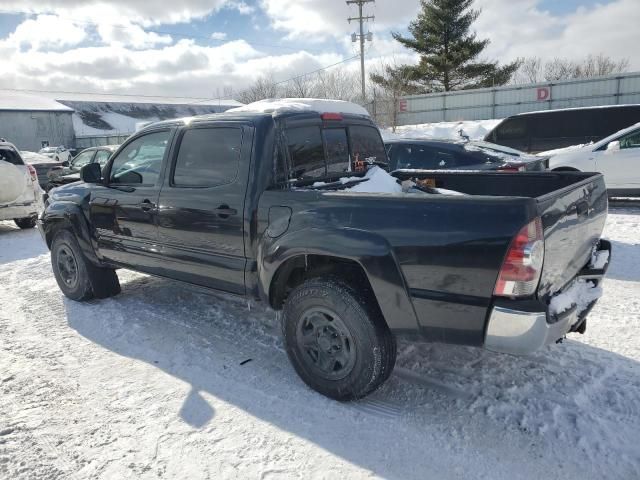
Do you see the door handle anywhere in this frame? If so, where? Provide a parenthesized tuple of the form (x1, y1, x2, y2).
(139, 199, 156, 211)
(214, 205, 237, 218)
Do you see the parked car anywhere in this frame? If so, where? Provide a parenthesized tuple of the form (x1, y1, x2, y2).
(385, 138, 547, 172)
(0, 140, 41, 228)
(39, 99, 610, 401)
(46, 145, 118, 191)
(549, 122, 640, 196)
(20, 151, 68, 189)
(484, 104, 640, 153)
(38, 146, 72, 163)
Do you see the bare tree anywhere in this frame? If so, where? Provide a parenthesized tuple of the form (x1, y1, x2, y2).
(315, 68, 361, 102)
(575, 54, 630, 78)
(512, 57, 542, 84)
(280, 74, 315, 98)
(235, 73, 278, 104)
(513, 54, 630, 84)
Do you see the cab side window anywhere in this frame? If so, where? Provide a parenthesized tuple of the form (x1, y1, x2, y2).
(619, 129, 640, 150)
(109, 130, 170, 185)
(94, 150, 112, 168)
(285, 127, 326, 180)
(172, 127, 242, 187)
(71, 151, 95, 169)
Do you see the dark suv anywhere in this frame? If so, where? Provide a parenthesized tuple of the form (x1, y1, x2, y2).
(485, 104, 640, 153)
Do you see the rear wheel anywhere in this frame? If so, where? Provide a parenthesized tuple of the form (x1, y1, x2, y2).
(283, 277, 396, 400)
(51, 230, 120, 301)
(14, 216, 37, 229)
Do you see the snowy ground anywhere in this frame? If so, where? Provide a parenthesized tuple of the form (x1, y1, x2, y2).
(1, 207, 639, 480)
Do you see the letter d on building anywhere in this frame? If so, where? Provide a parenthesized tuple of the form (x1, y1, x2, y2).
(537, 87, 550, 101)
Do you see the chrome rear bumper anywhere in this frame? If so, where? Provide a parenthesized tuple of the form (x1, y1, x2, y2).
(484, 239, 611, 356)
(484, 306, 575, 355)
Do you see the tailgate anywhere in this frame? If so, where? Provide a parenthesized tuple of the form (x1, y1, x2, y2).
(537, 172, 608, 298)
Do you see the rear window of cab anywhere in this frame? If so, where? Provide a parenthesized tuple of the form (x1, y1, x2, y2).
(283, 124, 385, 182)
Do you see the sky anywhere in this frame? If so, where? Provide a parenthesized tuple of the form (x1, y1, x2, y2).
(0, 0, 638, 100)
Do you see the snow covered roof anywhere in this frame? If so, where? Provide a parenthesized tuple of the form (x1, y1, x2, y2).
(228, 98, 370, 117)
(0, 91, 73, 112)
(0, 90, 241, 108)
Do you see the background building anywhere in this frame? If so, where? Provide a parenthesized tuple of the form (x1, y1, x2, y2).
(0, 91, 75, 151)
(0, 90, 242, 151)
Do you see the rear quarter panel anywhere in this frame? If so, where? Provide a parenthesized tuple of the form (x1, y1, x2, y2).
(256, 190, 536, 345)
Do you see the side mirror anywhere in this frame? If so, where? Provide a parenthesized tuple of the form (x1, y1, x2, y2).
(80, 163, 102, 183)
(606, 140, 621, 153)
(62, 160, 70, 167)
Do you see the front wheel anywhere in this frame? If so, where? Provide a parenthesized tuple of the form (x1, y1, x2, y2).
(283, 277, 396, 400)
(51, 230, 121, 301)
(14, 216, 37, 229)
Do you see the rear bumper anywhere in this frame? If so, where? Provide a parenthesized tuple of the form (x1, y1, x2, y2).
(0, 202, 38, 220)
(484, 239, 611, 355)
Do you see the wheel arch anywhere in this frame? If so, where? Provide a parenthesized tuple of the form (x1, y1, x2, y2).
(42, 203, 101, 265)
(259, 228, 420, 333)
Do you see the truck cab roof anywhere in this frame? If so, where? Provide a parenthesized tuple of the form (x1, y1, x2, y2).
(138, 98, 372, 133)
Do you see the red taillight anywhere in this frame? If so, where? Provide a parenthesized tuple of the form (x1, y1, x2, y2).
(494, 217, 545, 297)
(27, 164, 38, 182)
(321, 112, 344, 121)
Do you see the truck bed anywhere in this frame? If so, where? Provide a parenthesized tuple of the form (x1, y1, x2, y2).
(391, 170, 608, 299)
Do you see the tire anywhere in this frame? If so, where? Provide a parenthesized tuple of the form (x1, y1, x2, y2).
(283, 277, 396, 400)
(14, 216, 37, 229)
(51, 230, 121, 301)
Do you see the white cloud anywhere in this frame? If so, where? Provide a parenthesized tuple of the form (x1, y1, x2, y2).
(0, 0, 235, 26)
(0, 14, 86, 51)
(260, 0, 419, 41)
(0, 34, 344, 98)
(474, 0, 640, 67)
(97, 21, 172, 49)
(211, 32, 228, 41)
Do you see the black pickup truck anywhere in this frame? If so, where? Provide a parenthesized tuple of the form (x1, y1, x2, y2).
(39, 101, 611, 400)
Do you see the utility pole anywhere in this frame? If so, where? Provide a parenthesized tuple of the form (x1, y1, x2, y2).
(347, 0, 374, 104)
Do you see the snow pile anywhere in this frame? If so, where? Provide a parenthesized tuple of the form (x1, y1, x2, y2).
(228, 98, 370, 117)
(537, 142, 593, 157)
(385, 119, 501, 141)
(549, 279, 603, 316)
(314, 166, 466, 195)
(346, 166, 403, 193)
(590, 249, 610, 270)
(20, 151, 63, 164)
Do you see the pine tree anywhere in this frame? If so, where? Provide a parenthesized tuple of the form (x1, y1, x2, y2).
(388, 0, 520, 92)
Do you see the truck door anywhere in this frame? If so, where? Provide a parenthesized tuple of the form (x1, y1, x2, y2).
(156, 124, 251, 294)
(89, 129, 171, 270)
